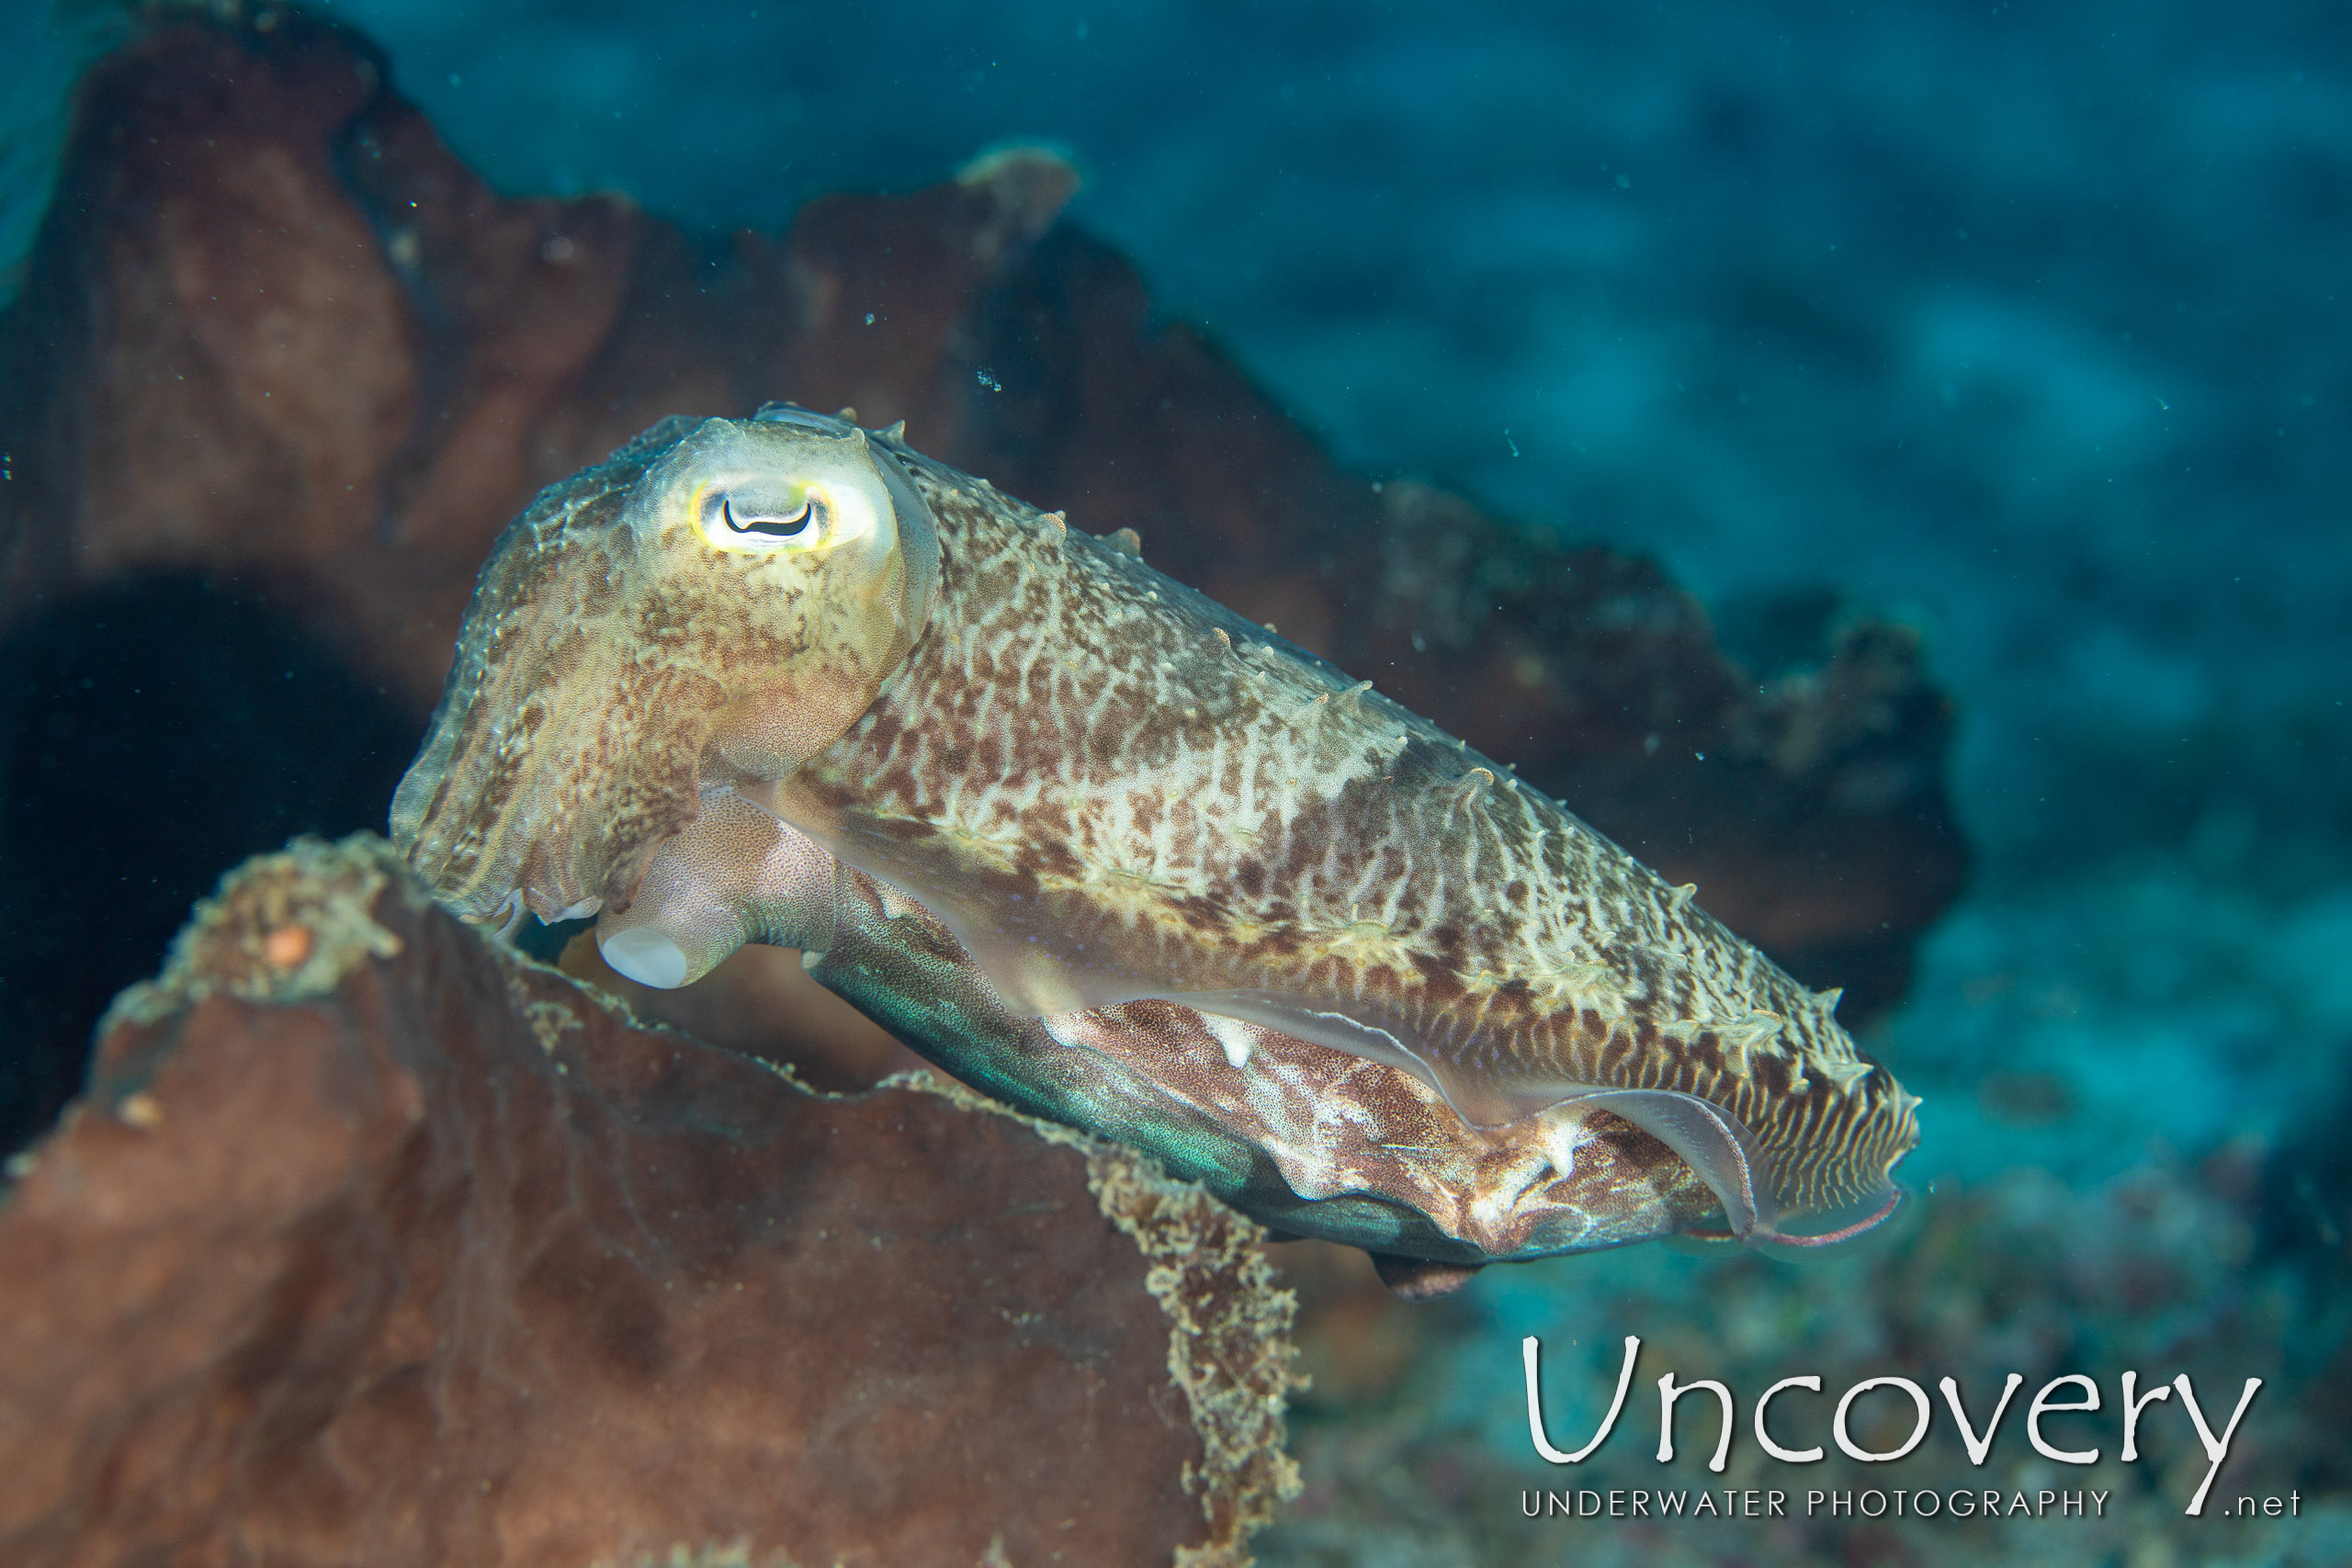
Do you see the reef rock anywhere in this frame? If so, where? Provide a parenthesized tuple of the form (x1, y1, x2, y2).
(0, 837, 1298, 1567)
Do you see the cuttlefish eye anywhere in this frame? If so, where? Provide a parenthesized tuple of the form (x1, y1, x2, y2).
(695, 479, 876, 556)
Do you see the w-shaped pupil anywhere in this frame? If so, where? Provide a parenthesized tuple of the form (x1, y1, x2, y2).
(724, 497, 813, 538)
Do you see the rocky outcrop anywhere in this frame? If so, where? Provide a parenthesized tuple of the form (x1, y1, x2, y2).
(0, 836, 1298, 1567)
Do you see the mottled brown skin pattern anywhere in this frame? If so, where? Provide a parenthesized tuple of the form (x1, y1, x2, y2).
(393, 420, 716, 923)
(772, 443, 1917, 1226)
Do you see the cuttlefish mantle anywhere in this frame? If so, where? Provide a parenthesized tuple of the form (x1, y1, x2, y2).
(392, 404, 1918, 1262)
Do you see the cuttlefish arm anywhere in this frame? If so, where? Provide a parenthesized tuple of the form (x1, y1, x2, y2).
(391, 405, 1917, 1252)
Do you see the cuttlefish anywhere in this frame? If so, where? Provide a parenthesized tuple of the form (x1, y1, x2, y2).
(391, 405, 1917, 1283)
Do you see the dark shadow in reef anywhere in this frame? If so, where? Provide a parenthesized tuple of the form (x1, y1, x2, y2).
(0, 575, 413, 1152)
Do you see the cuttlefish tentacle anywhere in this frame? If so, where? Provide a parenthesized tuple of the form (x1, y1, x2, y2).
(392, 404, 1918, 1255)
